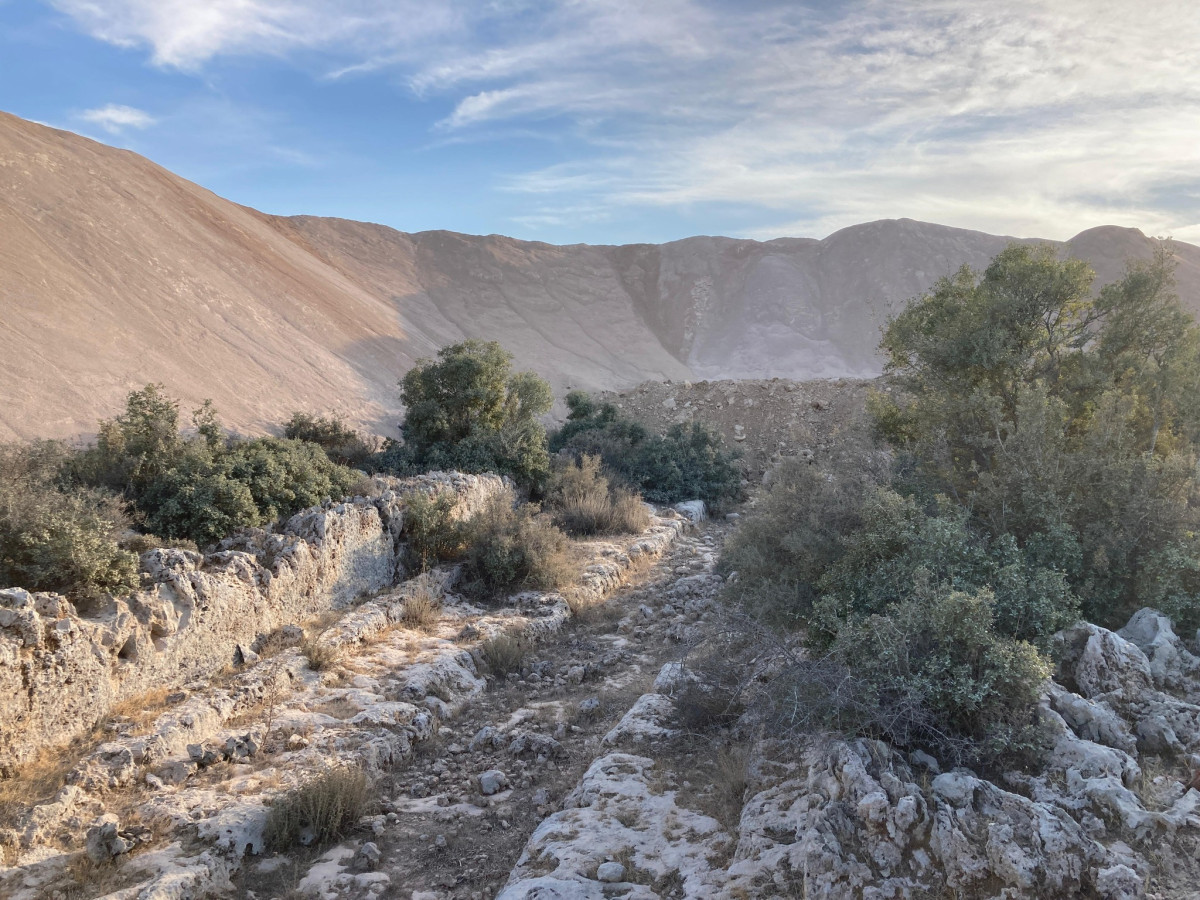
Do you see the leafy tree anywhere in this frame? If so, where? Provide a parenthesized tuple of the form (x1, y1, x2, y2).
(872, 243, 1200, 625)
(389, 341, 553, 488)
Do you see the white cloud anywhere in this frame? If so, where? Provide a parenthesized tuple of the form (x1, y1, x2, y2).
(79, 103, 156, 133)
(49, 0, 1200, 240)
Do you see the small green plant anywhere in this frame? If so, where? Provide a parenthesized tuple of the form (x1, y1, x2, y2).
(459, 493, 572, 600)
(546, 454, 650, 536)
(264, 766, 369, 850)
(402, 490, 467, 572)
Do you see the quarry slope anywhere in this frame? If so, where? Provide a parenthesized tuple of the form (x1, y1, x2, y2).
(3, 109, 1200, 442)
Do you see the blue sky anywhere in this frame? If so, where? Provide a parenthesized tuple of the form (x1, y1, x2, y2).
(3, 0, 1199, 245)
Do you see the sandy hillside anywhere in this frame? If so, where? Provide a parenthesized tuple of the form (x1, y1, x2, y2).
(2, 109, 1198, 441)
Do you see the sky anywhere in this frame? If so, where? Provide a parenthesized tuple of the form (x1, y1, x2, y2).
(2, 0, 1199, 245)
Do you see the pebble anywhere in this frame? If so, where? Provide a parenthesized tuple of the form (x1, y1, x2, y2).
(478, 770, 508, 796)
(597, 862, 625, 883)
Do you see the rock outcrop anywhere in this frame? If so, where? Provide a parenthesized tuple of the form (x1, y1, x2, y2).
(0, 472, 507, 771)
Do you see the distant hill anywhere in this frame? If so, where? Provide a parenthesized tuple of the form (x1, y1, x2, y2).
(2, 109, 1198, 441)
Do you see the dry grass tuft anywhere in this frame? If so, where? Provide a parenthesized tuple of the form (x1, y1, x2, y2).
(479, 629, 533, 678)
(264, 766, 370, 851)
(400, 585, 443, 632)
(301, 639, 340, 672)
(547, 455, 650, 537)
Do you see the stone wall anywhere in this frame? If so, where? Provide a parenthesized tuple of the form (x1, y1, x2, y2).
(0, 472, 508, 771)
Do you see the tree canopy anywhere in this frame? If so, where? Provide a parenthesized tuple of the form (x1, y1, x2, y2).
(393, 340, 554, 488)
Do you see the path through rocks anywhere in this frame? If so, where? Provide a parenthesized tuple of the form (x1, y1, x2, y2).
(232, 521, 727, 900)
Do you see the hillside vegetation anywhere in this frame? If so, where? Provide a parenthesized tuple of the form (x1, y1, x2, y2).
(0, 339, 739, 602)
(722, 244, 1200, 766)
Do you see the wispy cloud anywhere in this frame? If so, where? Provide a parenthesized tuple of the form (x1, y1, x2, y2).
(48, 0, 1200, 240)
(79, 103, 155, 133)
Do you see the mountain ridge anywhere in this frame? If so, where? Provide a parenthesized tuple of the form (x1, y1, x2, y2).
(2, 109, 1198, 441)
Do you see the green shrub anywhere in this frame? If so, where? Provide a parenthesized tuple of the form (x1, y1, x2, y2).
(402, 490, 468, 572)
(137, 438, 362, 547)
(77, 386, 365, 548)
(385, 341, 553, 489)
(546, 455, 650, 536)
(264, 767, 369, 850)
(283, 413, 377, 468)
(813, 490, 1079, 650)
(550, 391, 743, 508)
(820, 587, 1051, 768)
(0, 442, 138, 599)
(459, 493, 572, 600)
(719, 459, 876, 627)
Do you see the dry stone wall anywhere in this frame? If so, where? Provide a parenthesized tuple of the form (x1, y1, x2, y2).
(0, 472, 508, 772)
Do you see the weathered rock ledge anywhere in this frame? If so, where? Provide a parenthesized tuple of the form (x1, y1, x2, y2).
(0, 472, 508, 771)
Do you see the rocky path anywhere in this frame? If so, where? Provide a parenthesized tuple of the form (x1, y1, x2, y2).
(232, 521, 728, 900)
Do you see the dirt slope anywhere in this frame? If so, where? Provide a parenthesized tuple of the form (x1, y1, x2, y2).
(3, 110, 1199, 442)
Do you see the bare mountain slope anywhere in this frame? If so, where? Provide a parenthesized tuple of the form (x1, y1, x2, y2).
(2, 109, 1198, 441)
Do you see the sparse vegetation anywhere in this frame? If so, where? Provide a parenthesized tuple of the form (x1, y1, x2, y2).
(479, 628, 532, 677)
(263, 766, 370, 850)
(550, 391, 743, 509)
(458, 492, 572, 600)
(545, 454, 650, 536)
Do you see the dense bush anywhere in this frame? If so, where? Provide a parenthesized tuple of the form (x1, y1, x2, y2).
(720, 244, 1200, 767)
(550, 391, 743, 508)
(764, 588, 1050, 769)
(458, 493, 572, 600)
(811, 490, 1079, 650)
(138, 437, 364, 546)
(75, 385, 366, 549)
(0, 442, 138, 598)
(873, 244, 1200, 627)
(545, 454, 650, 536)
(382, 341, 553, 489)
(283, 413, 378, 468)
(719, 459, 877, 627)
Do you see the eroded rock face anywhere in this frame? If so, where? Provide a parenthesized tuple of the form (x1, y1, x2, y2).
(500, 611, 1200, 899)
(713, 740, 1108, 899)
(0, 472, 509, 771)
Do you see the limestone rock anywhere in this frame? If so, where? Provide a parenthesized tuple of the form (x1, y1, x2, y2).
(479, 770, 508, 796)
